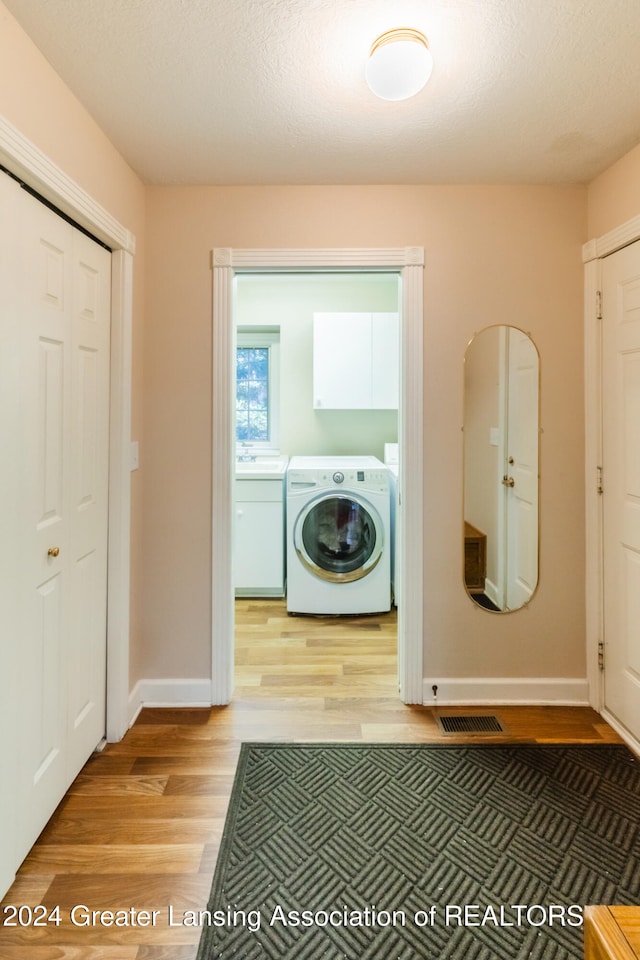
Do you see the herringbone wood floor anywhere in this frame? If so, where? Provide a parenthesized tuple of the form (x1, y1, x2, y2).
(0, 599, 622, 958)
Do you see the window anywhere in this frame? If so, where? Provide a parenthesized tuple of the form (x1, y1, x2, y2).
(236, 329, 280, 452)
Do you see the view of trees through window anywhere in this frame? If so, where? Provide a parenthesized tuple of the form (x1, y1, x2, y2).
(236, 347, 269, 441)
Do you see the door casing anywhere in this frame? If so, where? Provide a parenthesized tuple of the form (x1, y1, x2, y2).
(211, 247, 425, 704)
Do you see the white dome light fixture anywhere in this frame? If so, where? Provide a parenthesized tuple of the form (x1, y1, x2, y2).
(366, 28, 432, 101)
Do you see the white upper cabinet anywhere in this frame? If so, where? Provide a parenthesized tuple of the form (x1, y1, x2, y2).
(371, 312, 400, 409)
(313, 312, 399, 409)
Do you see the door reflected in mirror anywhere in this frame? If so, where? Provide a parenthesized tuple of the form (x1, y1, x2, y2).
(463, 326, 540, 612)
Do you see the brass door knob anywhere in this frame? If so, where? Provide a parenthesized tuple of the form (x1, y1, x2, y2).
(502, 476, 515, 488)
(47, 547, 60, 558)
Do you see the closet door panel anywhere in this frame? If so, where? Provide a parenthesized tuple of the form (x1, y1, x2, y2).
(18, 192, 73, 861)
(67, 231, 110, 774)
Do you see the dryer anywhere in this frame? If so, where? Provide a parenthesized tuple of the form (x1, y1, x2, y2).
(286, 456, 391, 615)
(384, 443, 399, 606)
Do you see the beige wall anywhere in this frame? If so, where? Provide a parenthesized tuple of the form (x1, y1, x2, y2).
(0, 1, 147, 685)
(588, 141, 640, 239)
(1, 0, 598, 695)
(145, 184, 587, 683)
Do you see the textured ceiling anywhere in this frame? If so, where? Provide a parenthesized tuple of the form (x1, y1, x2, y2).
(4, 0, 640, 185)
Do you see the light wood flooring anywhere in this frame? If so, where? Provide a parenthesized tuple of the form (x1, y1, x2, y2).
(0, 599, 623, 958)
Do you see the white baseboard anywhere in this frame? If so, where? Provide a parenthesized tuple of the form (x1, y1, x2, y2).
(126, 675, 592, 728)
(484, 577, 500, 609)
(128, 678, 213, 727)
(423, 676, 590, 706)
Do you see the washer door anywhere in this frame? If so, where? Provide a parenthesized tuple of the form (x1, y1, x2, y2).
(294, 493, 384, 583)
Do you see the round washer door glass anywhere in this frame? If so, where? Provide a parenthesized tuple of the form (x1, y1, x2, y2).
(295, 494, 384, 583)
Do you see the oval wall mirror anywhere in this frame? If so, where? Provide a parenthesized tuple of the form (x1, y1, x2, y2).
(463, 325, 540, 612)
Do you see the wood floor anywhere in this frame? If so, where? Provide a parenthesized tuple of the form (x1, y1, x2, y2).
(0, 599, 623, 958)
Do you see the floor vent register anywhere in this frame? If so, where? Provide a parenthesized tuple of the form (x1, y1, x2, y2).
(436, 714, 505, 734)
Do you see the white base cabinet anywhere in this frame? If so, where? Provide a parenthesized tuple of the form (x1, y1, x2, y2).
(234, 479, 286, 596)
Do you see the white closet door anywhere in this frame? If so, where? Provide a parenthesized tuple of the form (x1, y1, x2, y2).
(6, 182, 110, 866)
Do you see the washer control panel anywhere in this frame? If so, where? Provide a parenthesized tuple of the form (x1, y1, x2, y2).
(287, 467, 388, 493)
(286, 458, 389, 494)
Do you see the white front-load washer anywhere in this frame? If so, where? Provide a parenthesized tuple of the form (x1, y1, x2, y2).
(286, 456, 391, 615)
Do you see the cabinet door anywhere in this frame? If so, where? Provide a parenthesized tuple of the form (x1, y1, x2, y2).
(313, 312, 399, 409)
(371, 312, 399, 408)
(234, 500, 284, 593)
(313, 312, 372, 409)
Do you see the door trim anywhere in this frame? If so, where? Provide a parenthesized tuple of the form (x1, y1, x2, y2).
(211, 246, 425, 704)
(583, 212, 640, 715)
(0, 114, 134, 741)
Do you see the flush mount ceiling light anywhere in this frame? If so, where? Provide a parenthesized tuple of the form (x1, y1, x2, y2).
(366, 27, 432, 101)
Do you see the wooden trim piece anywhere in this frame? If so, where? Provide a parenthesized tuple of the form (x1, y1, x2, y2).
(211, 248, 425, 705)
(609, 909, 640, 957)
(584, 906, 638, 960)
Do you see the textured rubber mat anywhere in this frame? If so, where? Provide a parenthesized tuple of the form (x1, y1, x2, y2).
(196, 742, 640, 959)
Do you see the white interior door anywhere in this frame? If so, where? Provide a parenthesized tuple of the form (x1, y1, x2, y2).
(505, 327, 539, 609)
(602, 239, 640, 741)
(0, 173, 111, 868)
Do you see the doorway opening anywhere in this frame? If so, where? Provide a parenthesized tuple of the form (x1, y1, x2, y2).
(211, 247, 425, 706)
(232, 272, 400, 696)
